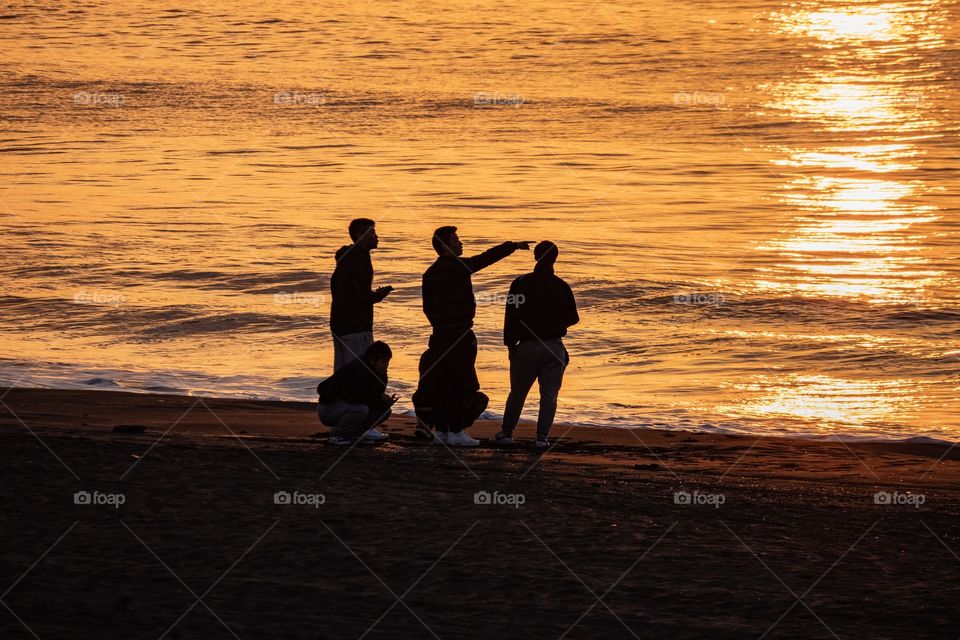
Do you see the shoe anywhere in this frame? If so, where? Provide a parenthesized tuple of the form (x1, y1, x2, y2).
(433, 430, 448, 445)
(534, 436, 550, 449)
(362, 427, 389, 442)
(491, 431, 514, 445)
(328, 435, 353, 446)
(446, 431, 479, 447)
(413, 421, 434, 440)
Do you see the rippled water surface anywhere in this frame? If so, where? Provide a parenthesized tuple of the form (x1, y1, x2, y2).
(2, 0, 958, 439)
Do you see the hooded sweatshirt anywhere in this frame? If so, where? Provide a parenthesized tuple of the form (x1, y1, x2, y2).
(316, 356, 387, 408)
(503, 261, 579, 348)
(330, 245, 388, 336)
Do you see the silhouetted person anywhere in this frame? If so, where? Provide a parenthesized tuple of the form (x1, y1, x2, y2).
(317, 341, 397, 445)
(412, 226, 531, 446)
(493, 241, 579, 448)
(330, 218, 393, 371)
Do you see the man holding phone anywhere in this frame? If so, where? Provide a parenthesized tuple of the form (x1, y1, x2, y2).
(329, 218, 393, 371)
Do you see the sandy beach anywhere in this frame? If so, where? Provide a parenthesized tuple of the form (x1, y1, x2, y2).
(2, 387, 959, 639)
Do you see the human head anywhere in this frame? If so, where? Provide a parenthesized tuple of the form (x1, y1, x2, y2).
(534, 240, 558, 266)
(432, 226, 463, 257)
(364, 340, 393, 374)
(349, 218, 378, 250)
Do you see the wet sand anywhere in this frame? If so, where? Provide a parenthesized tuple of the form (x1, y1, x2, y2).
(2, 387, 959, 639)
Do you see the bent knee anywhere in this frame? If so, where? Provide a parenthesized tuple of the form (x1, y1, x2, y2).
(348, 405, 370, 420)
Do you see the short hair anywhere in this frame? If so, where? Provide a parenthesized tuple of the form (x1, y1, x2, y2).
(534, 241, 558, 263)
(364, 340, 392, 362)
(432, 225, 458, 255)
(349, 218, 376, 242)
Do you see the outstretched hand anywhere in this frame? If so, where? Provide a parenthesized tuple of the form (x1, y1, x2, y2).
(513, 241, 534, 250)
(376, 285, 394, 299)
(384, 393, 399, 406)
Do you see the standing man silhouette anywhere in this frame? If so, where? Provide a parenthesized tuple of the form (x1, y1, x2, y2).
(494, 241, 579, 448)
(413, 226, 531, 446)
(329, 218, 393, 371)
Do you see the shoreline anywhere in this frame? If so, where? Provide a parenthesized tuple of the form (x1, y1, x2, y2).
(3, 381, 955, 445)
(3, 386, 959, 487)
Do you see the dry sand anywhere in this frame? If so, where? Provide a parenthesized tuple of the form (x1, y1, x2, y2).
(2, 387, 959, 639)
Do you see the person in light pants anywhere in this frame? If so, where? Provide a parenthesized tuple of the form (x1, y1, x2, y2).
(329, 218, 393, 371)
(317, 341, 397, 445)
(495, 241, 579, 447)
(332, 331, 374, 373)
(318, 400, 390, 440)
(501, 338, 569, 441)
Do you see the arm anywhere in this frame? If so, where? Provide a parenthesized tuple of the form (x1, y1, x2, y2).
(358, 380, 386, 407)
(347, 258, 391, 304)
(503, 278, 522, 348)
(564, 282, 580, 329)
(341, 365, 387, 407)
(342, 254, 376, 306)
(422, 273, 439, 326)
(371, 285, 392, 303)
(463, 241, 518, 274)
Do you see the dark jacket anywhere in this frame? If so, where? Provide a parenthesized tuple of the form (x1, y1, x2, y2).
(422, 242, 517, 331)
(329, 245, 388, 336)
(503, 262, 579, 347)
(316, 357, 387, 408)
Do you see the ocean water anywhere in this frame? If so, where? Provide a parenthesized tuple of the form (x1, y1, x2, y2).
(1, 0, 958, 439)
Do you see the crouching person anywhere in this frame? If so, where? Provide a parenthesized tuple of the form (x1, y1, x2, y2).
(317, 341, 398, 445)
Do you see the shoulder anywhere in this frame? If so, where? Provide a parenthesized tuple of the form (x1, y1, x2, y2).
(343, 358, 369, 378)
(423, 259, 442, 277)
(551, 273, 572, 288)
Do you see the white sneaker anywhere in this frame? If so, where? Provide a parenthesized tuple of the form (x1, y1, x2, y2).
(362, 428, 389, 442)
(534, 436, 551, 449)
(491, 431, 514, 445)
(433, 431, 448, 445)
(328, 435, 353, 446)
(446, 431, 479, 447)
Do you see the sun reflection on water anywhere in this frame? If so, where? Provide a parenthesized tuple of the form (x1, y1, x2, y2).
(737, 1, 950, 431)
(774, 1, 942, 45)
(772, 144, 918, 173)
(757, 174, 941, 303)
(721, 375, 919, 431)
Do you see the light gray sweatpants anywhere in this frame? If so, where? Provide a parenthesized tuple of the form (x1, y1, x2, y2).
(332, 331, 373, 372)
(501, 338, 568, 438)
